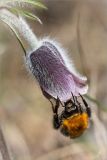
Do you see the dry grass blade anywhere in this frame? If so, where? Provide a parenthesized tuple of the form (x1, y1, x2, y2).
(0, 125, 11, 160)
(76, 11, 89, 78)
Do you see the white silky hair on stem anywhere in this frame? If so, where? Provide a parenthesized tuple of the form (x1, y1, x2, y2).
(0, 9, 39, 51)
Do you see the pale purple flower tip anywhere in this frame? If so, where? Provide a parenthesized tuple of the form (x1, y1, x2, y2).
(26, 39, 88, 102)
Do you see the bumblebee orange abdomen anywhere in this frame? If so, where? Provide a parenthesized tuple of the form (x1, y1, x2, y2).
(60, 113, 89, 138)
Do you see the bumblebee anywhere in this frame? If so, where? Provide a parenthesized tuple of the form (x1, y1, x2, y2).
(50, 93, 91, 138)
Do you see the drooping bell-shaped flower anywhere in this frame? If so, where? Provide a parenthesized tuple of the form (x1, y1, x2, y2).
(26, 38, 88, 102)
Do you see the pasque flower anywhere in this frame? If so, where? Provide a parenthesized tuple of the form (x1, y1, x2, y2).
(0, 10, 88, 102)
(26, 39, 88, 102)
(0, 7, 90, 140)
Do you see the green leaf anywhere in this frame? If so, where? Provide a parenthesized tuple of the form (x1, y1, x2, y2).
(10, 8, 42, 24)
(24, 0, 47, 9)
(21, 11, 42, 24)
(0, 0, 47, 10)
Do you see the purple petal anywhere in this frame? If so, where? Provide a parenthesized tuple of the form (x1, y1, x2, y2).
(26, 40, 88, 102)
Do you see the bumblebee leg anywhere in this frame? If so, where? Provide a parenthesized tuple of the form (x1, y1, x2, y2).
(71, 92, 82, 113)
(71, 92, 76, 104)
(54, 97, 60, 113)
(49, 97, 60, 113)
(53, 114, 60, 129)
(75, 96, 83, 114)
(79, 94, 91, 117)
(49, 99, 54, 113)
(57, 98, 65, 108)
(52, 97, 61, 129)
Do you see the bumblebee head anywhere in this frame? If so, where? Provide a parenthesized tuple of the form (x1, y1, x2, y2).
(60, 112, 89, 138)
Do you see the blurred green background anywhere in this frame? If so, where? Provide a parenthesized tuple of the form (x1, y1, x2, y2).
(0, 0, 107, 160)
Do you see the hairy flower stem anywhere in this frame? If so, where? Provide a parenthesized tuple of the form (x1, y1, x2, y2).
(0, 9, 39, 51)
(0, 125, 11, 160)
